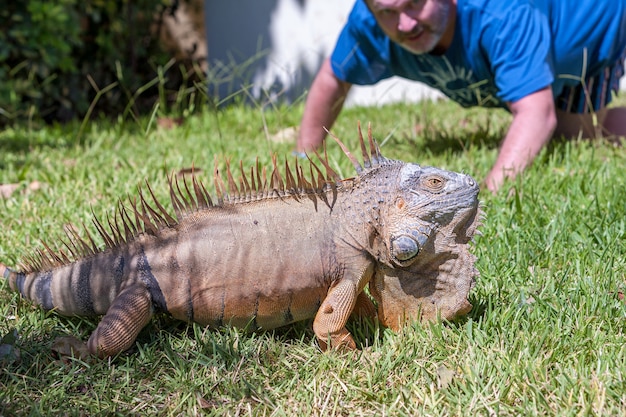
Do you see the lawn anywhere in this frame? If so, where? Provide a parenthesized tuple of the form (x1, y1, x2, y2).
(1, 97, 625, 416)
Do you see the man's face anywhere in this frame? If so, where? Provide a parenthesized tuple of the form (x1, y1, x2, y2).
(367, 0, 454, 54)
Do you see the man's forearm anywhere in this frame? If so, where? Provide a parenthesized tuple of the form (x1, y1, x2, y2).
(297, 91, 347, 152)
(297, 60, 351, 152)
(486, 117, 553, 191)
(486, 87, 557, 192)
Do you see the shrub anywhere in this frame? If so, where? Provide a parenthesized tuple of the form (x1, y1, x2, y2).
(0, 0, 198, 126)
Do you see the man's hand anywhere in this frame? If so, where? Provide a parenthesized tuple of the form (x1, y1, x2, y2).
(486, 87, 557, 193)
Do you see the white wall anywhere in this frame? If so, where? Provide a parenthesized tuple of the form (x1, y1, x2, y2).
(205, 0, 440, 106)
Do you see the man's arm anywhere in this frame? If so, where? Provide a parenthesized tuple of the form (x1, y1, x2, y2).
(297, 58, 352, 152)
(485, 87, 557, 193)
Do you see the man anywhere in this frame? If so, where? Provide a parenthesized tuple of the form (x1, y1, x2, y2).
(296, 0, 626, 192)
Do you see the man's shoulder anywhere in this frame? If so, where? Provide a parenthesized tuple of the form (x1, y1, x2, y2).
(330, 0, 392, 84)
(344, 0, 379, 35)
(456, 0, 545, 47)
(337, 0, 388, 55)
(459, 0, 534, 21)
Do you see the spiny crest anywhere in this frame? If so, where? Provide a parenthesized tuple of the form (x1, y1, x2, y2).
(20, 123, 386, 273)
(325, 122, 388, 174)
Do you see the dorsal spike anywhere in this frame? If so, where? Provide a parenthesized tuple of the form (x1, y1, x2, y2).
(261, 166, 268, 195)
(105, 211, 122, 245)
(308, 158, 331, 207)
(307, 156, 328, 190)
(239, 160, 251, 198)
(27, 252, 41, 272)
(270, 154, 284, 192)
(91, 209, 115, 248)
(367, 123, 384, 166)
(32, 251, 45, 270)
(113, 204, 129, 242)
(145, 180, 176, 226)
(118, 201, 136, 240)
(62, 241, 78, 260)
(225, 159, 239, 198)
(284, 158, 297, 193)
(192, 173, 212, 208)
(174, 175, 192, 212)
(357, 121, 371, 169)
(213, 157, 225, 205)
(198, 177, 213, 207)
(59, 237, 77, 261)
(138, 189, 159, 235)
(42, 241, 63, 265)
(325, 127, 363, 174)
(114, 211, 127, 244)
(143, 196, 168, 228)
(306, 157, 317, 190)
(312, 141, 341, 182)
(129, 198, 142, 236)
(317, 169, 326, 191)
(58, 248, 71, 264)
(181, 175, 197, 210)
(168, 174, 185, 219)
(79, 222, 99, 255)
(38, 248, 54, 270)
(294, 157, 303, 191)
(61, 227, 80, 259)
(255, 158, 266, 193)
(249, 165, 257, 196)
(295, 161, 310, 191)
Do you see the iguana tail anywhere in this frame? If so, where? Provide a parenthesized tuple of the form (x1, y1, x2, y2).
(2, 262, 19, 290)
(2, 255, 156, 357)
(1, 254, 123, 317)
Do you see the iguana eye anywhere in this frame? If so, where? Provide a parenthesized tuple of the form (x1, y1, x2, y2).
(424, 176, 445, 191)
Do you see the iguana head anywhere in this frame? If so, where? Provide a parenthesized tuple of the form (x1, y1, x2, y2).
(385, 163, 480, 268)
(328, 123, 482, 330)
(370, 163, 482, 330)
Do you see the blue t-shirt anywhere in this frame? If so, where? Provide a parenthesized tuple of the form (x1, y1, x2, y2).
(331, 0, 626, 109)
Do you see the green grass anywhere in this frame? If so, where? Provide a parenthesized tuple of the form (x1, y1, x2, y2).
(1, 97, 625, 416)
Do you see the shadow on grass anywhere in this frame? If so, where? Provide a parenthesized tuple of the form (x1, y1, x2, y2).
(0, 125, 82, 174)
(420, 124, 505, 155)
(408, 121, 505, 157)
(0, 118, 156, 174)
(466, 295, 489, 322)
(0, 125, 81, 153)
(0, 113, 159, 155)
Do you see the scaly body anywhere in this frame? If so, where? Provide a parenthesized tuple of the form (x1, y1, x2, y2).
(1, 125, 481, 357)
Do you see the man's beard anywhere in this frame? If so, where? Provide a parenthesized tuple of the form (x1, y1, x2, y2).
(397, 1, 450, 55)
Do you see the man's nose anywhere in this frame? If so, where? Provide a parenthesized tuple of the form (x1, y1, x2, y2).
(398, 12, 418, 32)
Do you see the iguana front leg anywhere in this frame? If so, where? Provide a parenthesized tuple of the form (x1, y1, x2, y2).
(313, 280, 358, 350)
(87, 283, 153, 358)
(313, 264, 374, 350)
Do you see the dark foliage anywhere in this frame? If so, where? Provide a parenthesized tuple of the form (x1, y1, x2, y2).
(0, 0, 194, 126)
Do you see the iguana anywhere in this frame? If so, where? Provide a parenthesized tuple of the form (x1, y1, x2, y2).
(1, 124, 481, 358)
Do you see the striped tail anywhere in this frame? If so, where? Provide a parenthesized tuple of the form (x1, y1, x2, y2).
(2, 262, 60, 312)
(2, 260, 154, 358)
(1, 263, 25, 295)
(1, 258, 120, 317)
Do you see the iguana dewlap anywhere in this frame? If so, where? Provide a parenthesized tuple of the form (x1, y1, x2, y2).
(1, 125, 481, 358)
